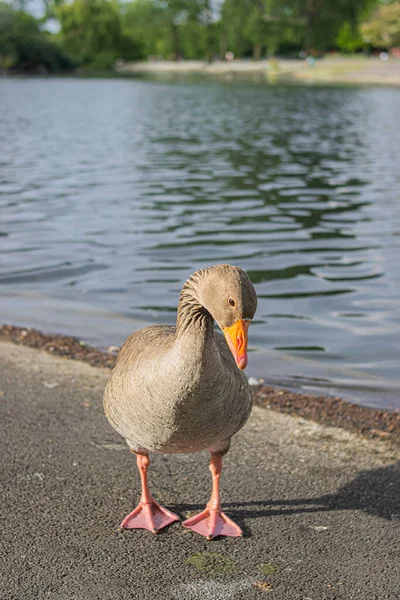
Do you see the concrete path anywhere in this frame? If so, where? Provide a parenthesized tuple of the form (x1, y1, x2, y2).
(0, 340, 399, 600)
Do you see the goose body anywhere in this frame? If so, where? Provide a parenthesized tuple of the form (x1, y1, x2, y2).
(104, 324, 251, 455)
(104, 264, 257, 539)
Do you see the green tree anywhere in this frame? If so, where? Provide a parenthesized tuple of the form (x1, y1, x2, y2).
(0, 2, 73, 71)
(296, 0, 373, 52)
(220, 0, 379, 57)
(336, 21, 364, 52)
(121, 0, 213, 60)
(221, 0, 271, 58)
(121, 0, 174, 58)
(221, 0, 304, 58)
(57, 0, 138, 68)
(361, 2, 400, 48)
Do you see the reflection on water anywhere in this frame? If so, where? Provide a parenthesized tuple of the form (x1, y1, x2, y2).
(1, 78, 400, 409)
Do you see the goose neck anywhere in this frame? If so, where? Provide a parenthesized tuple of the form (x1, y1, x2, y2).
(176, 279, 214, 340)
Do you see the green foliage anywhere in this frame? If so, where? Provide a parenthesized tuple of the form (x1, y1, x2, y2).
(121, 0, 213, 60)
(0, 2, 74, 71)
(57, 0, 125, 67)
(361, 2, 400, 48)
(295, 0, 374, 52)
(0, 0, 387, 72)
(121, 0, 172, 58)
(221, 0, 280, 58)
(221, 0, 256, 57)
(221, 0, 378, 56)
(336, 21, 364, 52)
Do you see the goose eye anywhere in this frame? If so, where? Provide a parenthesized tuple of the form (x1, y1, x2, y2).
(228, 298, 235, 307)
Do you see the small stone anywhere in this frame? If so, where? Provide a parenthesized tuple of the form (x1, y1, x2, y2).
(101, 443, 125, 452)
(42, 381, 60, 389)
(311, 525, 328, 531)
(248, 377, 259, 386)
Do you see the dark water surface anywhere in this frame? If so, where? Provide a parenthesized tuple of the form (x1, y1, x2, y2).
(1, 78, 399, 409)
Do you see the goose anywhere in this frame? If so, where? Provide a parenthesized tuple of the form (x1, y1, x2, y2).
(104, 264, 257, 539)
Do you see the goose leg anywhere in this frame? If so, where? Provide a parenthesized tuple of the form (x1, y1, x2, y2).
(182, 454, 242, 540)
(121, 454, 180, 533)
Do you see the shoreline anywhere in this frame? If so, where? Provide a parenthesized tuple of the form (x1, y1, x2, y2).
(1, 323, 398, 445)
(2, 57, 400, 86)
(116, 57, 400, 86)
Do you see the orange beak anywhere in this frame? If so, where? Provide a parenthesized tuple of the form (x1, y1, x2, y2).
(223, 319, 250, 370)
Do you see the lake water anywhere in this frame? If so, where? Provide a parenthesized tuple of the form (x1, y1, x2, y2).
(1, 77, 399, 409)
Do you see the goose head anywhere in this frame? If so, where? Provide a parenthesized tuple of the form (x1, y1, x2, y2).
(196, 264, 257, 370)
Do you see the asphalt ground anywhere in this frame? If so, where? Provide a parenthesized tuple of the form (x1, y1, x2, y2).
(0, 340, 399, 600)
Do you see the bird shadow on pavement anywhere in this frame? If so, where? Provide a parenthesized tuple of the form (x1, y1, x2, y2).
(169, 462, 400, 536)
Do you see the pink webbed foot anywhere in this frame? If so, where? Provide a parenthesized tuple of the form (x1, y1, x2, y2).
(121, 500, 180, 533)
(182, 506, 243, 540)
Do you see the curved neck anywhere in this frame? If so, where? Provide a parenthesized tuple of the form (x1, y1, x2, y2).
(176, 277, 214, 339)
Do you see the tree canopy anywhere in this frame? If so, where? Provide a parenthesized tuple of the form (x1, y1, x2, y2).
(121, 0, 214, 60)
(57, 0, 124, 68)
(361, 2, 400, 48)
(0, 1, 73, 71)
(0, 0, 398, 73)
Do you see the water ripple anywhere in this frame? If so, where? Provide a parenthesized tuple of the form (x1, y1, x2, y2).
(1, 79, 400, 407)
